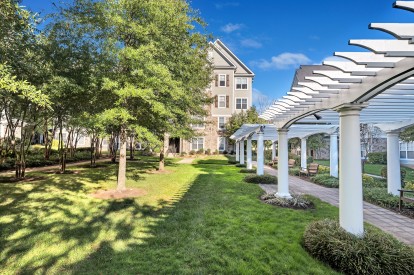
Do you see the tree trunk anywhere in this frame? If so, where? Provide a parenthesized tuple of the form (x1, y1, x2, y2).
(129, 135, 135, 160)
(159, 133, 169, 171)
(90, 134, 96, 167)
(117, 126, 127, 191)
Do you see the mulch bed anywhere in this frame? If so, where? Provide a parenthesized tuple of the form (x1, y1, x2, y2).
(90, 188, 147, 199)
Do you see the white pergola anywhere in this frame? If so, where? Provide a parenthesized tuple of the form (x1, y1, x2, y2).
(233, 1, 414, 236)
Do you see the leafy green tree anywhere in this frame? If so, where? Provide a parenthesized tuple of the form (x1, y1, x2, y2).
(307, 134, 327, 159)
(225, 106, 265, 144)
(400, 126, 414, 142)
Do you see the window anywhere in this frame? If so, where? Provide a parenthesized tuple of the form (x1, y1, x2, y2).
(191, 137, 204, 151)
(218, 117, 226, 129)
(218, 95, 226, 108)
(235, 98, 248, 110)
(400, 143, 407, 159)
(191, 116, 204, 129)
(236, 77, 247, 89)
(219, 74, 226, 87)
(408, 142, 414, 159)
(218, 137, 226, 152)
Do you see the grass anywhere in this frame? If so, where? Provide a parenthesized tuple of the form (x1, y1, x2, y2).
(0, 156, 341, 274)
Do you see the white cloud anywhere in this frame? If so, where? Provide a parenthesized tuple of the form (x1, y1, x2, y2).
(251, 52, 311, 70)
(221, 23, 243, 33)
(240, 38, 262, 48)
(314, 55, 349, 65)
(215, 2, 240, 9)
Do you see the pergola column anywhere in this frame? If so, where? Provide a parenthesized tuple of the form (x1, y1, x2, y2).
(246, 136, 252, 169)
(336, 104, 366, 236)
(272, 141, 277, 160)
(277, 129, 291, 198)
(239, 139, 245, 165)
(301, 137, 307, 170)
(330, 133, 339, 178)
(235, 141, 240, 162)
(257, 128, 264, 175)
(386, 131, 401, 195)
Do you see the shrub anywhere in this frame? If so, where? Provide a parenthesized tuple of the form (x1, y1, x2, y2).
(362, 174, 375, 186)
(228, 160, 238, 164)
(244, 174, 277, 184)
(289, 167, 301, 176)
(367, 152, 387, 164)
(405, 181, 414, 190)
(239, 168, 256, 173)
(180, 151, 187, 157)
(213, 149, 219, 155)
(235, 163, 246, 168)
(306, 156, 313, 164)
(205, 149, 211, 155)
(317, 165, 330, 174)
(381, 166, 407, 184)
(222, 150, 228, 155)
(261, 194, 314, 209)
(288, 153, 300, 167)
(197, 148, 204, 155)
(310, 174, 339, 188)
(189, 150, 196, 156)
(303, 219, 414, 275)
(363, 188, 401, 209)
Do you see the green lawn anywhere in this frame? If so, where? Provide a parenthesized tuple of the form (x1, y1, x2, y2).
(0, 156, 339, 274)
(314, 159, 414, 181)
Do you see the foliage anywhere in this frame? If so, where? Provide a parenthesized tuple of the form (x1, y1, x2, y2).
(239, 168, 256, 173)
(235, 163, 246, 168)
(405, 181, 414, 190)
(288, 153, 300, 167)
(363, 188, 401, 209)
(261, 194, 315, 209)
(317, 165, 330, 174)
(228, 160, 238, 164)
(303, 219, 414, 275)
(367, 152, 387, 164)
(306, 156, 314, 164)
(380, 166, 406, 183)
(224, 106, 265, 143)
(289, 167, 301, 176)
(360, 124, 383, 160)
(400, 125, 414, 142)
(244, 174, 277, 184)
(307, 134, 327, 159)
(363, 176, 386, 188)
(310, 174, 339, 188)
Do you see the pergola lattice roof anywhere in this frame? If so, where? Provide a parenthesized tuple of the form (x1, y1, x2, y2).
(259, 1, 414, 130)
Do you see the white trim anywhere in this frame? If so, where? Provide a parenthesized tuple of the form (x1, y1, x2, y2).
(219, 74, 226, 87)
(218, 136, 226, 152)
(235, 97, 248, 110)
(235, 77, 248, 90)
(190, 137, 204, 151)
(218, 116, 226, 130)
(218, 94, 227, 108)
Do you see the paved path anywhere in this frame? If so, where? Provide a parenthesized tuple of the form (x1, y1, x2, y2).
(0, 158, 111, 175)
(260, 164, 414, 246)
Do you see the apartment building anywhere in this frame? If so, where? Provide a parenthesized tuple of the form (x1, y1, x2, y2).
(171, 39, 255, 154)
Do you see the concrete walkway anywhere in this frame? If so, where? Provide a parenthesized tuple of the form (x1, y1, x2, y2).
(260, 165, 414, 246)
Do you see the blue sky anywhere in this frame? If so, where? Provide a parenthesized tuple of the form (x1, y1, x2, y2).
(23, 0, 412, 110)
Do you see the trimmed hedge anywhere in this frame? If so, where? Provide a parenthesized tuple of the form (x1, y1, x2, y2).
(289, 167, 300, 176)
(244, 174, 277, 184)
(261, 193, 314, 209)
(239, 168, 256, 173)
(235, 163, 246, 168)
(367, 152, 387, 164)
(310, 174, 339, 188)
(303, 219, 414, 275)
(228, 160, 238, 164)
(363, 188, 401, 209)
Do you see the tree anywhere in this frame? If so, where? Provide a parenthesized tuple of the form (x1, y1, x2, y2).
(224, 106, 265, 144)
(307, 134, 327, 159)
(360, 123, 383, 172)
(400, 125, 414, 142)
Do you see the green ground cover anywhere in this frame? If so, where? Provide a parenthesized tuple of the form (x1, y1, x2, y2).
(0, 156, 340, 274)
